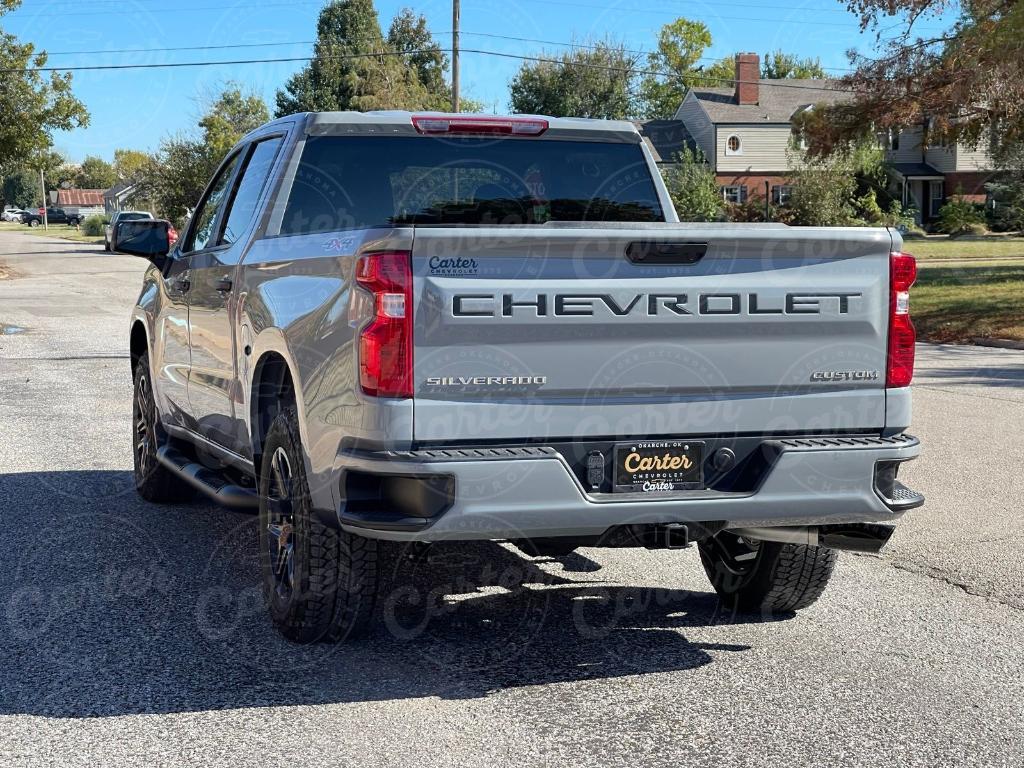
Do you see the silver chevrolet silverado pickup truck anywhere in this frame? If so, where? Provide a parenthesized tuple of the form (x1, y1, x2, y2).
(116, 111, 923, 643)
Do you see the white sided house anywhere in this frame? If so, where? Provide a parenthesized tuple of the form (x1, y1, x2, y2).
(643, 52, 995, 225)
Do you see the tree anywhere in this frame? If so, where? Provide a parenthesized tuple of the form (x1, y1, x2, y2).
(0, 0, 89, 172)
(2, 169, 37, 208)
(785, 138, 884, 226)
(275, 1, 453, 117)
(800, 0, 1024, 156)
(986, 143, 1024, 232)
(387, 8, 448, 110)
(699, 57, 735, 89)
(199, 87, 269, 160)
(113, 149, 151, 182)
(138, 86, 269, 225)
(138, 136, 209, 227)
(761, 50, 826, 79)
(75, 155, 117, 189)
(639, 18, 713, 118)
(509, 41, 640, 119)
(661, 146, 724, 221)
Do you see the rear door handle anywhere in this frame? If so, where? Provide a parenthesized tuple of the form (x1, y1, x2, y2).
(215, 276, 233, 293)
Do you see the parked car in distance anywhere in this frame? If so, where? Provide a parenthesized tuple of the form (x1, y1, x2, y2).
(2, 208, 29, 222)
(105, 211, 154, 251)
(21, 207, 83, 227)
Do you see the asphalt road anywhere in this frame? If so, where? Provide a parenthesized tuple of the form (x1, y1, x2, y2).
(1, 231, 1022, 768)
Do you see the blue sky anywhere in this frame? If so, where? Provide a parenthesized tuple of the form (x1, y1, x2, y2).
(4, 0, 951, 163)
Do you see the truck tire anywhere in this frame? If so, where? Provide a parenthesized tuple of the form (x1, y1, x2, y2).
(132, 353, 185, 503)
(698, 532, 837, 614)
(28, 219, 39, 228)
(258, 406, 379, 643)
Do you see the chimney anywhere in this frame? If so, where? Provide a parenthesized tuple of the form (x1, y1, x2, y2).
(735, 52, 759, 105)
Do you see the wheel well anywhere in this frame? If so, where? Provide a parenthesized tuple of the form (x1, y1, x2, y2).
(250, 352, 295, 480)
(130, 321, 148, 376)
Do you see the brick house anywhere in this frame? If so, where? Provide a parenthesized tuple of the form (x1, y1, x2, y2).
(646, 52, 995, 225)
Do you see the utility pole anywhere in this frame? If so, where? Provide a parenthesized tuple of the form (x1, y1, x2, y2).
(452, 0, 460, 112)
(39, 168, 48, 231)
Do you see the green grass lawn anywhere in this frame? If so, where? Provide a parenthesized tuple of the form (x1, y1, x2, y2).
(915, 258, 1024, 342)
(904, 236, 1024, 260)
(0, 220, 104, 245)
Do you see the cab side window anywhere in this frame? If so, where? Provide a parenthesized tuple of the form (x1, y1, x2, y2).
(218, 137, 283, 247)
(184, 152, 242, 253)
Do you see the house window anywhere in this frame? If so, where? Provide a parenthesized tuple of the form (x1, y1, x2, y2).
(772, 185, 794, 205)
(726, 135, 742, 156)
(889, 130, 900, 151)
(720, 185, 747, 204)
(930, 181, 944, 218)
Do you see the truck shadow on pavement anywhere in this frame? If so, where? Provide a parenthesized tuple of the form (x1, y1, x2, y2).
(0, 470, 767, 718)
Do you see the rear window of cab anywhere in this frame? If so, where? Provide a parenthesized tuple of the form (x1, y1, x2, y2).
(279, 135, 663, 235)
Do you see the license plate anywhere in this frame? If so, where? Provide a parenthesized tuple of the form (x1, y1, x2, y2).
(613, 440, 704, 493)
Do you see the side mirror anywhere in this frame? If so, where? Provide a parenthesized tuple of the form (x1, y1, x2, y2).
(114, 219, 171, 265)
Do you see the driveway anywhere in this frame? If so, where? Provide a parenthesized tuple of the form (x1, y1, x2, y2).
(1, 231, 1022, 767)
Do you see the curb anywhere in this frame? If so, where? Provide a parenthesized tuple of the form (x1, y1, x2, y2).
(970, 338, 1024, 351)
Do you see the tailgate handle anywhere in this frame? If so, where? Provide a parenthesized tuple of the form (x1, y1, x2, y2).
(626, 241, 707, 265)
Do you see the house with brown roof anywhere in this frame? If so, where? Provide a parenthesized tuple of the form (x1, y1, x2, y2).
(49, 188, 106, 219)
(664, 52, 994, 225)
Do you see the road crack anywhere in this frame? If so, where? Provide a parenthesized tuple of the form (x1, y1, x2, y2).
(861, 553, 1024, 612)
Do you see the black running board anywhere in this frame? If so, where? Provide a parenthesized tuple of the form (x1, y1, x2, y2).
(156, 445, 259, 510)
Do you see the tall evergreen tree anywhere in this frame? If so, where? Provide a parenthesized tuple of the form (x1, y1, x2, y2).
(275, 1, 452, 117)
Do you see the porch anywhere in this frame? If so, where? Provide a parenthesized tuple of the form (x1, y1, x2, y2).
(889, 163, 945, 226)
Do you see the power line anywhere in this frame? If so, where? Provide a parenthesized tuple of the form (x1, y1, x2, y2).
(0, 45, 858, 92)
(513, 0, 947, 32)
(25, 31, 855, 74)
(6, 0, 324, 17)
(5, 0, 947, 32)
(40, 40, 319, 57)
(459, 48, 858, 91)
(0, 50, 424, 73)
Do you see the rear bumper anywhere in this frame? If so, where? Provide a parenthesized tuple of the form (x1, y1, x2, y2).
(329, 434, 922, 541)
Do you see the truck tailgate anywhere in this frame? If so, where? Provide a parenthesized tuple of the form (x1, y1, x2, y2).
(411, 224, 893, 442)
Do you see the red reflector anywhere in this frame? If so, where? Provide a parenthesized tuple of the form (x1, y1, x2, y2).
(355, 251, 413, 398)
(412, 115, 548, 136)
(887, 252, 917, 388)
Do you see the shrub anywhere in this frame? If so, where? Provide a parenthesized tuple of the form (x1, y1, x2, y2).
(883, 201, 918, 230)
(661, 146, 726, 222)
(726, 198, 772, 222)
(855, 189, 885, 224)
(985, 179, 1024, 233)
(989, 202, 1024, 233)
(82, 214, 109, 236)
(936, 196, 986, 235)
(950, 222, 988, 238)
(900, 224, 927, 239)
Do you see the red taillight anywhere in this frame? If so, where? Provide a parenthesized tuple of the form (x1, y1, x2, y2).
(887, 251, 917, 388)
(411, 115, 548, 136)
(167, 225, 178, 247)
(355, 251, 413, 398)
